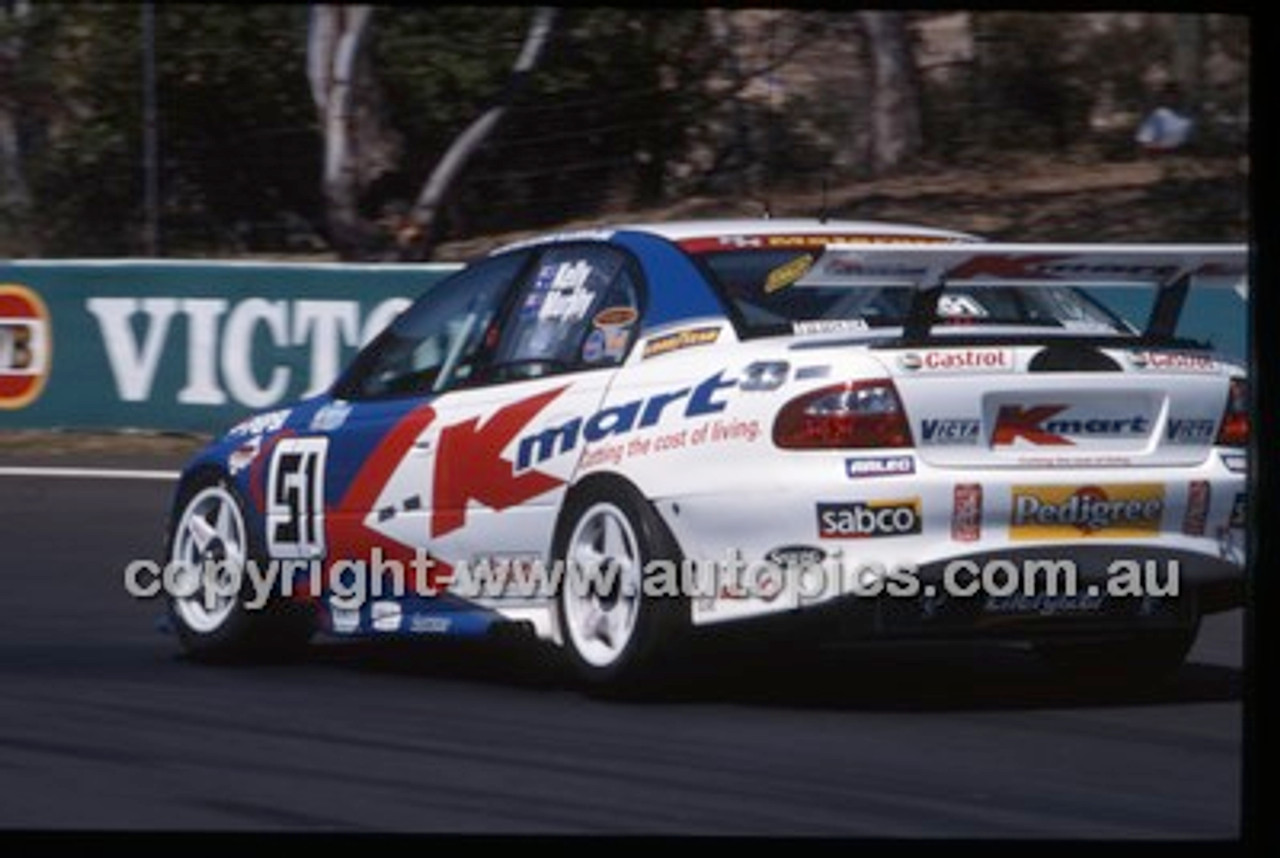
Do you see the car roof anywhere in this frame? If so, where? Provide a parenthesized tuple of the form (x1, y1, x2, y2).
(489, 219, 983, 256)
(613, 218, 983, 244)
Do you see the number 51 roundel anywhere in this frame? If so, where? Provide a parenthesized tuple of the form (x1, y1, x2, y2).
(267, 437, 329, 559)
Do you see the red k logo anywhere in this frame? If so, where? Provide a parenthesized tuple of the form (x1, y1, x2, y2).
(991, 404, 1073, 446)
(431, 387, 568, 538)
(947, 254, 1067, 280)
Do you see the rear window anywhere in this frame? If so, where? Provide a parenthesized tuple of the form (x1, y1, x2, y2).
(697, 249, 1134, 338)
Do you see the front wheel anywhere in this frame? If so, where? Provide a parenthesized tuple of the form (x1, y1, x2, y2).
(553, 483, 687, 693)
(166, 478, 314, 661)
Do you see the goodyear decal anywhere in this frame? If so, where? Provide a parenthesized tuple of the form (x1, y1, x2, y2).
(0, 284, 52, 409)
(1010, 484, 1165, 540)
(642, 326, 721, 359)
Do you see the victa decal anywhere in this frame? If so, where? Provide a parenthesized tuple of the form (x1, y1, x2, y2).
(920, 418, 981, 444)
(1009, 484, 1164, 540)
(1165, 418, 1216, 444)
(817, 499, 922, 539)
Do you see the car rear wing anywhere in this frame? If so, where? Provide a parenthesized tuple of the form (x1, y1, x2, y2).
(794, 243, 1249, 345)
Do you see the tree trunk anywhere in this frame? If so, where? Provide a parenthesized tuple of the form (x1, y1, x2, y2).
(1172, 14, 1203, 110)
(397, 7, 557, 261)
(307, 5, 401, 259)
(702, 10, 760, 194)
(857, 11, 922, 176)
(0, 0, 32, 251)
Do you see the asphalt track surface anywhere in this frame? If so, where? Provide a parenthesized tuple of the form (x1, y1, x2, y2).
(0, 454, 1249, 837)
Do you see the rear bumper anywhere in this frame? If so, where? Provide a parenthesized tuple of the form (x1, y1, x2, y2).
(691, 544, 1241, 644)
(653, 461, 1246, 630)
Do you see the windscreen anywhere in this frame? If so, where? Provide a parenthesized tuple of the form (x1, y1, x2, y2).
(697, 248, 1135, 338)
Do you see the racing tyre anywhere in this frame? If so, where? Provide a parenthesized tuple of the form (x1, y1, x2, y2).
(165, 477, 315, 662)
(1033, 622, 1200, 689)
(552, 482, 687, 694)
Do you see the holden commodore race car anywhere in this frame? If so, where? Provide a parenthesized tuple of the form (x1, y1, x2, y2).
(162, 219, 1250, 691)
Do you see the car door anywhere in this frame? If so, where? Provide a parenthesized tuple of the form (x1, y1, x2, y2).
(277, 242, 643, 609)
(261, 251, 532, 611)
(397, 242, 645, 597)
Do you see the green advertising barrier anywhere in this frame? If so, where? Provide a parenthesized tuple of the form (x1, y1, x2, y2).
(1083, 287, 1249, 370)
(0, 260, 1248, 434)
(0, 261, 460, 432)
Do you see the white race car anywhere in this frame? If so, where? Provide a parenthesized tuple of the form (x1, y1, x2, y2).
(164, 219, 1249, 692)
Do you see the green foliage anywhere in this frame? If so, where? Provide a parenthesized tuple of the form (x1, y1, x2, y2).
(154, 4, 317, 249)
(0, 7, 1249, 258)
(20, 5, 143, 254)
(366, 8, 716, 237)
(971, 13, 1094, 152)
(13, 3, 317, 254)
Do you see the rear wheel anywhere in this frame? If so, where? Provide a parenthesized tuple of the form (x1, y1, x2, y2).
(166, 478, 314, 661)
(553, 482, 687, 693)
(1034, 622, 1199, 689)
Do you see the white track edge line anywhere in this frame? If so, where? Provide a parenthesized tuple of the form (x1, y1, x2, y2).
(0, 466, 180, 481)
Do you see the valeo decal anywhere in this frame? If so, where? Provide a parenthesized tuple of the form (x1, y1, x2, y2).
(0, 284, 52, 410)
(1009, 483, 1165, 540)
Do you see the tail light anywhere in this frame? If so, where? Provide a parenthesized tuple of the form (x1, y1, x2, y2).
(1215, 377, 1249, 447)
(773, 379, 913, 449)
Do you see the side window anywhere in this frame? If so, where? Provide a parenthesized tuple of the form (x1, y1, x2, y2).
(334, 251, 528, 400)
(490, 245, 641, 381)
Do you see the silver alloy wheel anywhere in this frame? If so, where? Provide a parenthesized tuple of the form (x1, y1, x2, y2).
(169, 484, 248, 634)
(562, 501, 644, 668)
